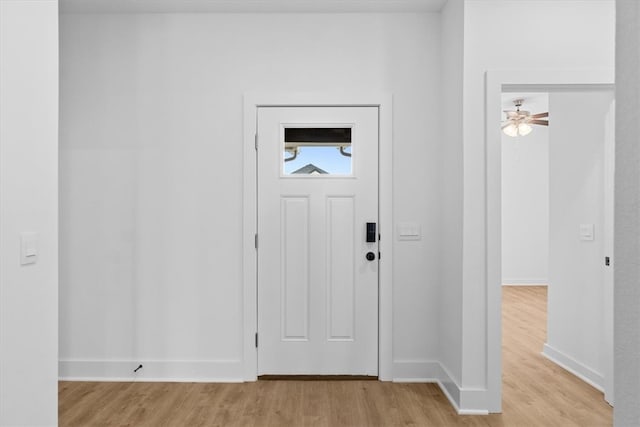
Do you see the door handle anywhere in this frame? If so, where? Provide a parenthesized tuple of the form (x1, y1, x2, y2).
(366, 252, 376, 261)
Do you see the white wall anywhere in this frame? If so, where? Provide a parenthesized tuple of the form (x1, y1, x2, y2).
(438, 0, 464, 402)
(501, 94, 549, 285)
(461, 0, 615, 411)
(59, 13, 442, 380)
(544, 90, 614, 391)
(614, 1, 640, 425)
(0, 0, 59, 425)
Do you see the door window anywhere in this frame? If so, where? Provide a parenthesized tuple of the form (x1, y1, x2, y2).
(283, 127, 352, 175)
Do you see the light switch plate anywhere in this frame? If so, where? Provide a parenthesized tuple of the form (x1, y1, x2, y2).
(397, 222, 421, 241)
(580, 224, 595, 241)
(20, 232, 38, 265)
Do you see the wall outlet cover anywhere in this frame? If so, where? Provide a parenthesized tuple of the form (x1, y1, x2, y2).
(580, 224, 595, 241)
(20, 232, 38, 265)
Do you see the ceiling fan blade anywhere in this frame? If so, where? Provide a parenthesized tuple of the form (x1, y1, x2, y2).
(530, 119, 549, 126)
(531, 112, 549, 119)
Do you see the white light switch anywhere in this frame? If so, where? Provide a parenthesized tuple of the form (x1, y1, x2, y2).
(580, 224, 595, 241)
(397, 223, 421, 241)
(20, 232, 38, 265)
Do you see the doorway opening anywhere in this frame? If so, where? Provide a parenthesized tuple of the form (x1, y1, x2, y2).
(499, 86, 614, 418)
(486, 70, 615, 413)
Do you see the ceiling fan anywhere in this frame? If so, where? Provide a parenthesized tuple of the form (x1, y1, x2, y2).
(502, 99, 549, 137)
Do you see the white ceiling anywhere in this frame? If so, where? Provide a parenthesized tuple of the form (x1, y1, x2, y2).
(60, 0, 448, 14)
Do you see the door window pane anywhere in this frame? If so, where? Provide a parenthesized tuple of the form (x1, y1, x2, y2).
(283, 127, 352, 175)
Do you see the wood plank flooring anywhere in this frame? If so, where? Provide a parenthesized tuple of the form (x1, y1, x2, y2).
(59, 286, 612, 426)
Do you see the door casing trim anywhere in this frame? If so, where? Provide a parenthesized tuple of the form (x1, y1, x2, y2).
(485, 69, 614, 412)
(242, 93, 393, 381)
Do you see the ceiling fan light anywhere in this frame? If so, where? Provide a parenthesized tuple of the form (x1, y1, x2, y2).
(518, 123, 533, 136)
(502, 122, 518, 137)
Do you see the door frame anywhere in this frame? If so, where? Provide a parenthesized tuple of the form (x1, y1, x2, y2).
(485, 69, 614, 411)
(603, 99, 615, 406)
(242, 93, 393, 381)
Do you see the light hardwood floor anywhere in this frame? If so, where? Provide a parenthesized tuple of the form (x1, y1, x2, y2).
(59, 286, 612, 426)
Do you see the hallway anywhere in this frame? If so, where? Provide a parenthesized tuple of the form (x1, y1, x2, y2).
(500, 286, 611, 426)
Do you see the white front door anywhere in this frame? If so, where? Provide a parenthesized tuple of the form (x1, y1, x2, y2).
(257, 106, 379, 376)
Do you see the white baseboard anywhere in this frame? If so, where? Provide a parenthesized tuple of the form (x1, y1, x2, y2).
(458, 389, 490, 415)
(392, 360, 489, 415)
(502, 279, 548, 286)
(542, 344, 604, 392)
(59, 359, 244, 382)
(60, 358, 491, 413)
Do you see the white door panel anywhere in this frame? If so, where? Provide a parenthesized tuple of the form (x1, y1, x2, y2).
(257, 106, 379, 375)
